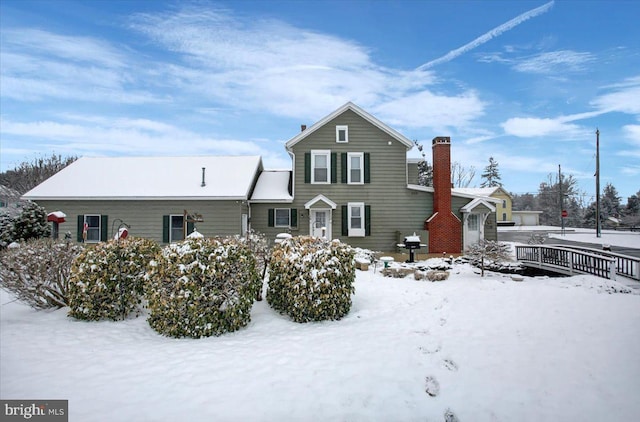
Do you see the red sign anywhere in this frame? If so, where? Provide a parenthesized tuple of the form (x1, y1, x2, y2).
(562, 210, 568, 217)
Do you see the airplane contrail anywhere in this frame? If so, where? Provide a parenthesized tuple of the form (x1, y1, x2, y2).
(416, 0, 555, 71)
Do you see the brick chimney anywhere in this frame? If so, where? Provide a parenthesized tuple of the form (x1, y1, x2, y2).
(426, 136, 462, 254)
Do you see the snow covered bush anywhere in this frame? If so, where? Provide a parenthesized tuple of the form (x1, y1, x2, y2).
(0, 213, 16, 248)
(12, 201, 51, 242)
(267, 236, 356, 323)
(68, 237, 160, 321)
(465, 240, 513, 277)
(145, 236, 261, 338)
(236, 230, 270, 300)
(0, 238, 83, 309)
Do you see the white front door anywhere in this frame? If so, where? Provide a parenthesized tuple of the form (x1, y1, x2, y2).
(310, 209, 331, 239)
(466, 213, 481, 246)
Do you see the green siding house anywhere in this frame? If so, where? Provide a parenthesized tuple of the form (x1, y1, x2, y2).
(23, 102, 498, 252)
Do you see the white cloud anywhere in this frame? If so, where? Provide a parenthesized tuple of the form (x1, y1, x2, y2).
(0, 117, 271, 158)
(622, 124, 640, 144)
(0, 29, 163, 104)
(501, 117, 586, 138)
(591, 77, 640, 115)
(513, 50, 595, 74)
(372, 90, 486, 130)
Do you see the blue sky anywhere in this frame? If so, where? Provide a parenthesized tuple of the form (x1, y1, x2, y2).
(1, 0, 639, 201)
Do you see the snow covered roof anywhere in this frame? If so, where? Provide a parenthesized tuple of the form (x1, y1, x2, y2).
(453, 187, 498, 196)
(454, 187, 511, 199)
(22, 156, 263, 200)
(285, 102, 414, 150)
(250, 170, 293, 203)
(460, 198, 497, 213)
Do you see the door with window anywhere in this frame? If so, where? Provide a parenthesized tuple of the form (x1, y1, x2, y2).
(310, 209, 331, 239)
(467, 214, 481, 245)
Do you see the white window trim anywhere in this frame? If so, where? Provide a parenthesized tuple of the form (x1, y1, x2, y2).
(336, 125, 348, 143)
(347, 152, 364, 185)
(311, 150, 331, 184)
(274, 208, 291, 228)
(169, 214, 184, 243)
(84, 214, 101, 243)
(347, 202, 365, 237)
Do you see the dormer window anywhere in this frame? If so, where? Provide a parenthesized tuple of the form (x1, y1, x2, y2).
(336, 125, 348, 143)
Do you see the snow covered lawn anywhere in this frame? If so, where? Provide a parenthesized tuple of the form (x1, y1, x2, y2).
(2, 263, 640, 421)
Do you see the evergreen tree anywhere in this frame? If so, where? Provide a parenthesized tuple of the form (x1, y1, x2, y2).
(622, 190, 640, 226)
(601, 183, 622, 219)
(12, 201, 51, 242)
(413, 140, 433, 187)
(480, 157, 502, 188)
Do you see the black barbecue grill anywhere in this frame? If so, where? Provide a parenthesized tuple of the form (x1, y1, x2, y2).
(398, 233, 423, 263)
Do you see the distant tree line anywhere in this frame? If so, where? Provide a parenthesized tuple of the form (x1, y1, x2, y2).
(412, 141, 638, 229)
(0, 153, 77, 195)
(512, 175, 639, 228)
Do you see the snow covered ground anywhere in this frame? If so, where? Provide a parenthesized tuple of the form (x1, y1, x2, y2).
(2, 261, 639, 422)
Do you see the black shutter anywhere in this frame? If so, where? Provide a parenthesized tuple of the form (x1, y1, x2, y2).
(304, 153, 311, 184)
(364, 152, 371, 184)
(331, 153, 337, 183)
(290, 209, 297, 228)
(100, 215, 108, 241)
(341, 153, 347, 183)
(268, 209, 274, 227)
(187, 222, 195, 235)
(77, 215, 84, 242)
(365, 205, 371, 236)
(162, 215, 170, 243)
(342, 205, 348, 236)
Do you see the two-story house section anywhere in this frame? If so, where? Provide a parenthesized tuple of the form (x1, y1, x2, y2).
(251, 102, 433, 251)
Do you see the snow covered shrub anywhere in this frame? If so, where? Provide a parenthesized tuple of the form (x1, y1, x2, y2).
(145, 236, 261, 338)
(0, 213, 16, 248)
(12, 201, 50, 242)
(236, 230, 270, 299)
(465, 240, 512, 277)
(267, 236, 356, 323)
(0, 238, 83, 309)
(68, 237, 160, 321)
(527, 232, 548, 245)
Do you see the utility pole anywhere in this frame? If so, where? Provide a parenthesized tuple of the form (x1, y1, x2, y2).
(559, 164, 564, 235)
(595, 129, 601, 238)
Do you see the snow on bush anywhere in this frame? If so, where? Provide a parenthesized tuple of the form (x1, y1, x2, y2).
(464, 240, 513, 277)
(0, 213, 16, 247)
(68, 237, 160, 321)
(145, 236, 261, 338)
(267, 236, 356, 323)
(11, 201, 51, 242)
(0, 238, 83, 309)
(235, 230, 270, 299)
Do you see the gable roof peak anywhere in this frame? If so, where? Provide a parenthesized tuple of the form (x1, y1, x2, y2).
(285, 101, 413, 150)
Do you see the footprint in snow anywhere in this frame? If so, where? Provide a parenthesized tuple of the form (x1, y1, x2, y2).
(443, 358, 458, 371)
(418, 344, 441, 355)
(439, 317, 447, 326)
(425, 376, 440, 397)
(444, 408, 459, 422)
